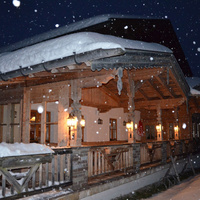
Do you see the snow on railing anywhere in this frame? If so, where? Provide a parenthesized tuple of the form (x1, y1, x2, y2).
(0, 147, 72, 199)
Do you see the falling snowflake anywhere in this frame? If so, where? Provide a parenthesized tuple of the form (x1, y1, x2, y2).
(12, 0, 20, 7)
(37, 106, 44, 114)
(124, 25, 128, 29)
(55, 24, 60, 28)
(197, 47, 200, 52)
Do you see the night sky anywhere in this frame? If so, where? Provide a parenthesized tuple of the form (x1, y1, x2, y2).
(0, 0, 200, 77)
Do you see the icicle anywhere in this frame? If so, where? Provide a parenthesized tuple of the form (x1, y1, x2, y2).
(117, 67, 123, 95)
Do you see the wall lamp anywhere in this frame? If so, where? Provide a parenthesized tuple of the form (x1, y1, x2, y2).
(126, 121, 138, 130)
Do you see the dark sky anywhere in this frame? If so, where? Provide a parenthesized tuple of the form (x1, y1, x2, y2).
(0, 0, 200, 77)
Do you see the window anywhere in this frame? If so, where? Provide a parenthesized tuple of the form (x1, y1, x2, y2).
(0, 104, 20, 143)
(30, 110, 51, 143)
(145, 125, 156, 140)
(30, 102, 58, 144)
(109, 118, 117, 141)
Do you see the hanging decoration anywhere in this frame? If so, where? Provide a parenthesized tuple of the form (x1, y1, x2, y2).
(117, 67, 123, 95)
(137, 120, 144, 136)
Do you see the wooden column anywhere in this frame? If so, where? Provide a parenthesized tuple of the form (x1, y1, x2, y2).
(127, 72, 136, 143)
(40, 101, 47, 144)
(22, 88, 31, 143)
(174, 107, 179, 140)
(156, 105, 163, 141)
(4, 103, 11, 143)
(58, 85, 69, 146)
(0, 105, 3, 142)
(70, 80, 82, 147)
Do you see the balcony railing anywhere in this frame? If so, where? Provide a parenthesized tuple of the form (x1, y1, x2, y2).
(88, 144, 133, 177)
(0, 148, 72, 199)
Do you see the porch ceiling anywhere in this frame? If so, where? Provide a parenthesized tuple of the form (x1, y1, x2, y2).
(81, 66, 188, 112)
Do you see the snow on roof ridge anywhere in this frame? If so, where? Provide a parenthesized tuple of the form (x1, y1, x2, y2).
(0, 14, 160, 54)
(185, 77, 200, 95)
(0, 32, 171, 75)
(185, 77, 200, 88)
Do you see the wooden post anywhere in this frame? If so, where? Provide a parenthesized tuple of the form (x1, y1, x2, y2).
(127, 71, 135, 143)
(4, 104, 11, 143)
(22, 88, 31, 143)
(40, 101, 47, 144)
(70, 80, 82, 147)
(174, 107, 180, 140)
(58, 85, 69, 146)
(0, 105, 3, 142)
(156, 105, 163, 141)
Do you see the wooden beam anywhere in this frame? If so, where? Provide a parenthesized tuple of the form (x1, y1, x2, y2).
(81, 100, 118, 112)
(100, 85, 121, 105)
(148, 79, 165, 99)
(134, 80, 146, 92)
(156, 75, 176, 98)
(138, 88, 149, 100)
(169, 69, 186, 98)
(135, 98, 185, 110)
(91, 50, 171, 71)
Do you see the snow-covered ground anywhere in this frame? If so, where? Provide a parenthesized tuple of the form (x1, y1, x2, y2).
(148, 174, 200, 200)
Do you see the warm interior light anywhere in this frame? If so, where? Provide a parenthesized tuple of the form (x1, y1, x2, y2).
(67, 114, 76, 127)
(126, 121, 132, 129)
(174, 125, 178, 131)
(126, 122, 138, 130)
(30, 116, 36, 122)
(135, 123, 138, 129)
(80, 116, 85, 127)
(156, 124, 161, 131)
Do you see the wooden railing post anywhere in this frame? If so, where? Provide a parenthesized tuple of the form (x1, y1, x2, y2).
(71, 147, 89, 190)
(161, 141, 168, 164)
(132, 143, 140, 172)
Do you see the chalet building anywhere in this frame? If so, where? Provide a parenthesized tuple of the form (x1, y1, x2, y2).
(0, 15, 200, 199)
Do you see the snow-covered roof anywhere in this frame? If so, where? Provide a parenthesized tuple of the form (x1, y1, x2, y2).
(0, 14, 156, 53)
(0, 32, 171, 75)
(0, 142, 54, 157)
(185, 77, 200, 95)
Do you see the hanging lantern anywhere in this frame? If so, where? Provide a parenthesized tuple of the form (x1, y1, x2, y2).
(80, 115, 85, 127)
(156, 124, 162, 132)
(67, 113, 76, 127)
(98, 118, 103, 124)
(126, 121, 132, 130)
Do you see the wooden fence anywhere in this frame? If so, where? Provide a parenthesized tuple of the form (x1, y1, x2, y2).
(140, 143, 162, 165)
(88, 145, 133, 177)
(0, 148, 72, 199)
